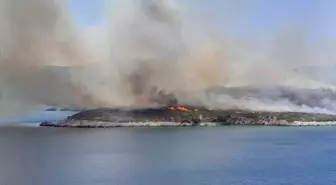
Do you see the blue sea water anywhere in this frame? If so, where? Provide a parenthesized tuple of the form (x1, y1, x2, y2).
(0, 112, 336, 185)
(0, 110, 77, 126)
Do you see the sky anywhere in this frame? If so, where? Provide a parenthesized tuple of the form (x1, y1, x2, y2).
(3, 0, 336, 115)
(67, 0, 336, 41)
(67, 0, 104, 26)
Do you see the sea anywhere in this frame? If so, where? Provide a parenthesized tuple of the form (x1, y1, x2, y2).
(0, 111, 336, 185)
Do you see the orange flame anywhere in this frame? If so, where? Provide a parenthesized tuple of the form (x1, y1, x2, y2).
(168, 106, 176, 110)
(168, 106, 191, 112)
(177, 106, 190, 111)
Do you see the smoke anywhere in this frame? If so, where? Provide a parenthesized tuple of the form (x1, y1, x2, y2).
(0, 0, 336, 117)
(0, 0, 104, 116)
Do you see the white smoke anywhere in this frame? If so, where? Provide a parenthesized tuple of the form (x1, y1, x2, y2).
(1, 0, 336, 117)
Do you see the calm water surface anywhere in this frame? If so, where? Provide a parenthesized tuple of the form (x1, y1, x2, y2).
(0, 126, 336, 185)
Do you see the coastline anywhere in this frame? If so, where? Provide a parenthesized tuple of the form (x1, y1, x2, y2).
(3, 121, 336, 128)
(40, 107, 336, 128)
(40, 120, 336, 128)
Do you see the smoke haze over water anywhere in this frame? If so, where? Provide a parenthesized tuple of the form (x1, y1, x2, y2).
(1, 0, 336, 116)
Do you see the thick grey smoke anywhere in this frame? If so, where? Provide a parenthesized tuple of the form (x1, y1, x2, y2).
(0, 0, 336, 117)
(0, 0, 104, 116)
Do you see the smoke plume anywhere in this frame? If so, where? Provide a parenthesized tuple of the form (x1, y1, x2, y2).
(0, 0, 336, 116)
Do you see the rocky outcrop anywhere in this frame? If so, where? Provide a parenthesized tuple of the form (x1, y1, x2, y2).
(45, 107, 85, 112)
(39, 106, 336, 128)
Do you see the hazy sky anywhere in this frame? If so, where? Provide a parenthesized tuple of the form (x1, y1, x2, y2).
(68, 0, 104, 26)
(67, 0, 336, 41)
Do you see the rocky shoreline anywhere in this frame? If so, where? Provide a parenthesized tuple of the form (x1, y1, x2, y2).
(40, 106, 336, 128)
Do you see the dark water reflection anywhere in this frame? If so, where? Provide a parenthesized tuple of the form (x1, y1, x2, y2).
(0, 126, 336, 185)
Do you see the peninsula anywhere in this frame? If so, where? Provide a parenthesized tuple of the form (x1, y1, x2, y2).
(40, 105, 336, 127)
